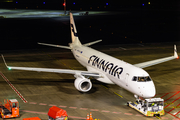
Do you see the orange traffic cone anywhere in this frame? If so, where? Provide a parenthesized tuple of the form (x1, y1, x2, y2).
(89, 112, 93, 120)
(86, 113, 90, 120)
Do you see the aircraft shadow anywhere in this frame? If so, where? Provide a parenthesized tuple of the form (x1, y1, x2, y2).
(16, 78, 101, 95)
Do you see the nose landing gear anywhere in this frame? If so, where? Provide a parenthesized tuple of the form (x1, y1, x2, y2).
(154, 114, 161, 119)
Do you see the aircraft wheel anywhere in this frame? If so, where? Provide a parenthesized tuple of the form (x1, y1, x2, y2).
(127, 102, 129, 106)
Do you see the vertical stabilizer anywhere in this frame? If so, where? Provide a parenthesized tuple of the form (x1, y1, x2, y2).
(70, 13, 81, 46)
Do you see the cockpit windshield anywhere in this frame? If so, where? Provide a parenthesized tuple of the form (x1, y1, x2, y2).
(132, 76, 152, 82)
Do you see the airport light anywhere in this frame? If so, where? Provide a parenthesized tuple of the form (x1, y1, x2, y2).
(148, 2, 150, 5)
(142, 3, 145, 6)
(63, 0, 66, 15)
(106, 3, 108, 5)
(43, 2, 45, 4)
(8, 67, 11, 70)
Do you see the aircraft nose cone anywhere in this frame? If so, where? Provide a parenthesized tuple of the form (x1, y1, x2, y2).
(144, 87, 156, 98)
(149, 87, 156, 97)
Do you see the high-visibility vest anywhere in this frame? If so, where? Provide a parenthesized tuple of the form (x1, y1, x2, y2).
(151, 103, 155, 106)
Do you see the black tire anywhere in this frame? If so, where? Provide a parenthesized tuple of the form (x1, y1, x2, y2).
(127, 102, 129, 106)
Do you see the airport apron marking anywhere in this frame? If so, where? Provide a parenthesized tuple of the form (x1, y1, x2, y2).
(21, 110, 86, 119)
(27, 102, 139, 117)
(0, 71, 28, 103)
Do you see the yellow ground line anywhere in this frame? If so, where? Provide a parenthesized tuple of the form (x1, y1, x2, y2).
(156, 116, 161, 119)
(101, 85, 123, 98)
(113, 92, 123, 98)
(101, 85, 108, 89)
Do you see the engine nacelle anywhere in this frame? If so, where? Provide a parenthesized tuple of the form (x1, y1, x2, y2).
(74, 77, 92, 92)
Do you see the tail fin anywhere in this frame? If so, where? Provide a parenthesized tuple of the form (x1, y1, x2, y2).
(70, 12, 81, 46)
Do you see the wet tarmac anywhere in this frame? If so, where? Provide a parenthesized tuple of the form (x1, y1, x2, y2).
(0, 42, 180, 120)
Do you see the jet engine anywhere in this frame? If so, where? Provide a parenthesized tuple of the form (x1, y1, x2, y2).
(74, 77, 92, 92)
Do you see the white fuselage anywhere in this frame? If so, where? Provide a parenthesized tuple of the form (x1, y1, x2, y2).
(71, 44, 156, 98)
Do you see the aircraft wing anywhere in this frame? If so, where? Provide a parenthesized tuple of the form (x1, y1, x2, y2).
(1, 55, 101, 77)
(134, 45, 179, 68)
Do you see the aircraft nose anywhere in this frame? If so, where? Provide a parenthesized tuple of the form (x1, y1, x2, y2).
(149, 87, 156, 97)
(144, 86, 156, 98)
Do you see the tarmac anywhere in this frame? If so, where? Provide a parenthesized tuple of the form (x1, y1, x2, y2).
(0, 42, 180, 120)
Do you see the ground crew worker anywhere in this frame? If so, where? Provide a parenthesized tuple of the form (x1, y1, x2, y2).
(151, 103, 155, 106)
(2, 109, 4, 114)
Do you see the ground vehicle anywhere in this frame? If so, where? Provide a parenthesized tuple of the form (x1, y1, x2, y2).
(48, 106, 68, 120)
(0, 99, 20, 118)
(127, 98, 164, 117)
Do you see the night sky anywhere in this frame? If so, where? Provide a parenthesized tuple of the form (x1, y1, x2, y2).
(0, 0, 179, 10)
(0, 0, 179, 50)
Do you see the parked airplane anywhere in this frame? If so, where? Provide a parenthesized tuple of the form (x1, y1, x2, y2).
(2, 13, 179, 99)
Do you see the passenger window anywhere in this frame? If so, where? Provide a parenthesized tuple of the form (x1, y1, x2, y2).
(132, 76, 137, 81)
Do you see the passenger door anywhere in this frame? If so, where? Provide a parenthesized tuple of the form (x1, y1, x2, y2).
(125, 73, 129, 87)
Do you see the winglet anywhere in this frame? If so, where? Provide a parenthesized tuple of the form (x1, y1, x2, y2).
(174, 45, 179, 59)
(1, 54, 10, 69)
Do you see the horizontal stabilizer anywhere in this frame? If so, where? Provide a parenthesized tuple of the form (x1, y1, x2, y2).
(38, 42, 71, 49)
(83, 39, 102, 47)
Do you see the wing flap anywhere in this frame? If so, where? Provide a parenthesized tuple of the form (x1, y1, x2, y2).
(2, 55, 101, 77)
(7, 66, 101, 77)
